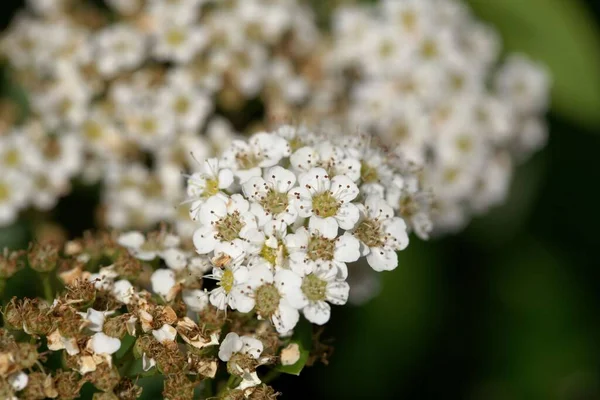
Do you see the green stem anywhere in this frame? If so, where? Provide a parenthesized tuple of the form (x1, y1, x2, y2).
(42, 273, 53, 303)
(262, 369, 281, 385)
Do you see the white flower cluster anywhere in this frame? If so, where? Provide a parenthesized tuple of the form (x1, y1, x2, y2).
(182, 127, 416, 332)
(0, 122, 82, 225)
(0, 0, 550, 238)
(0, 0, 317, 230)
(302, 0, 550, 233)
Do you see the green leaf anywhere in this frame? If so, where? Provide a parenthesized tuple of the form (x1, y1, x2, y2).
(275, 317, 312, 375)
(467, 0, 600, 128)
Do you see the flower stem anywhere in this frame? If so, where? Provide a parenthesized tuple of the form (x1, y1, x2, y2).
(262, 369, 281, 384)
(42, 273, 53, 303)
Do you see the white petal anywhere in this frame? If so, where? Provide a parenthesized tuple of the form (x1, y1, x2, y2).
(8, 371, 28, 391)
(112, 280, 134, 304)
(117, 231, 145, 249)
(162, 248, 188, 270)
(218, 332, 243, 362)
(264, 166, 296, 193)
(152, 324, 177, 343)
(90, 332, 121, 355)
(330, 175, 359, 202)
(199, 195, 227, 225)
(334, 234, 361, 263)
(272, 302, 299, 333)
(366, 247, 399, 271)
(384, 217, 409, 251)
(326, 281, 350, 305)
(303, 301, 331, 325)
(151, 269, 176, 297)
(193, 225, 218, 254)
(298, 167, 331, 194)
(182, 289, 208, 312)
(240, 336, 264, 359)
(308, 216, 338, 239)
(334, 202, 360, 230)
(218, 168, 234, 189)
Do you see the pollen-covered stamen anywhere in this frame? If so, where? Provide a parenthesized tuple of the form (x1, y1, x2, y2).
(215, 211, 244, 242)
(261, 189, 289, 214)
(360, 162, 379, 183)
(306, 235, 336, 261)
(312, 191, 339, 218)
(254, 284, 281, 318)
(235, 151, 262, 170)
(220, 269, 234, 293)
(354, 219, 385, 248)
(301, 274, 327, 302)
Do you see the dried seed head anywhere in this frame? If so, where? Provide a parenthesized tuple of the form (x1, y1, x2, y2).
(248, 384, 280, 400)
(113, 378, 143, 400)
(19, 371, 56, 400)
(162, 372, 195, 400)
(27, 241, 60, 272)
(3, 297, 23, 329)
(85, 362, 120, 392)
(54, 370, 84, 400)
(0, 248, 25, 279)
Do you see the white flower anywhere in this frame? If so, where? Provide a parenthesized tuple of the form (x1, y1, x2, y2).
(218, 332, 265, 390)
(152, 21, 207, 64)
(351, 196, 409, 271)
(293, 167, 360, 238)
(290, 144, 361, 182)
(242, 166, 299, 226)
(220, 133, 291, 183)
(218, 332, 264, 362)
(204, 242, 250, 311)
(89, 332, 121, 355)
(286, 226, 360, 278)
(192, 194, 262, 254)
(94, 23, 146, 77)
(237, 263, 304, 334)
(297, 264, 350, 325)
(187, 158, 234, 206)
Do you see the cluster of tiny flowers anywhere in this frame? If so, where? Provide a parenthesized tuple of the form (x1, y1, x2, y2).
(184, 127, 422, 327)
(299, 0, 550, 233)
(0, 0, 317, 231)
(0, 230, 334, 399)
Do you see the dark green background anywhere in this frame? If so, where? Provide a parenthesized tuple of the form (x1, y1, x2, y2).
(1, 1, 600, 399)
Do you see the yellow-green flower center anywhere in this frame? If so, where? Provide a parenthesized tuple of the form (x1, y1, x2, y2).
(312, 191, 339, 218)
(216, 212, 244, 242)
(255, 284, 280, 318)
(204, 179, 220, 197)
(261, 189, 289, 215)
(0, 183, 9, 201)
(354, 219, 384, 248)
(301, 274, 327, 302)
(306, 236, 336, 261)
(220, 269, 234, 293)
(166, 29, 186, 47)
(3, 149, 20, 167)
(235, 152, 261, 170)
(174, 96, 190, 114)
(360, 162, 379, 183)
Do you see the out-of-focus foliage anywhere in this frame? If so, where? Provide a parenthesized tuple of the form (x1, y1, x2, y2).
(467, 0, 600, 129)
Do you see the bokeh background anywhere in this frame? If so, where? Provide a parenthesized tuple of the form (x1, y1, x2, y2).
(1, 0, 600, 399)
